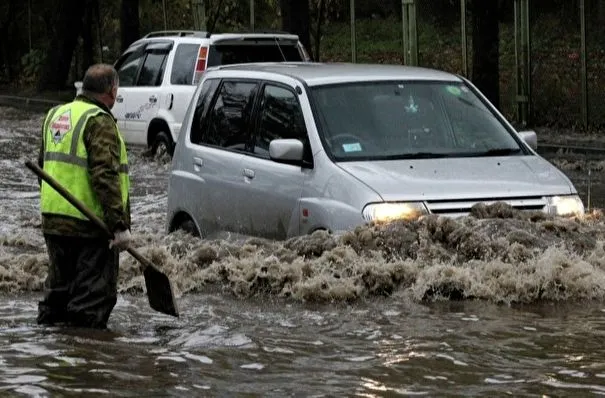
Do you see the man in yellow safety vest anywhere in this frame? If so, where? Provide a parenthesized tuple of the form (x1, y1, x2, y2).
(37, 63, 132, 329)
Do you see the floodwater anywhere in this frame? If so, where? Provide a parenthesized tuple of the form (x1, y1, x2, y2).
(3, 106, 605, 396)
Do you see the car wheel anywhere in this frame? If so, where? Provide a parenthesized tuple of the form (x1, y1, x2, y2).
(151, 131, 173, 160)
(179, 218, 200, 238)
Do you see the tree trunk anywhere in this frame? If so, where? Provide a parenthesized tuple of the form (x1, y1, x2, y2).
(0, 0, 17, 82)
(313, 0, 326, 62)
(280, 0, 311, 57)
(82, 0, 96, 72)
(121, 0, 140, 53)
(470, 0, 500, 108)
(37, 0, 86, 91)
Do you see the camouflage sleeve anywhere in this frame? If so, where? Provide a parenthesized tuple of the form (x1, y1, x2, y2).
(84, 114, 130, 233)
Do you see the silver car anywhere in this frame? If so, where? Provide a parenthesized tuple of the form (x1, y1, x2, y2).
(166, 62, 584, 239)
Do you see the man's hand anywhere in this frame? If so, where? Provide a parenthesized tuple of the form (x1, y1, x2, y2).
(109, 229, 132, 251)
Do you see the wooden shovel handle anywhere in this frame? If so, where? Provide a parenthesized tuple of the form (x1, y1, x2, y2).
(24, 160, 153, 269)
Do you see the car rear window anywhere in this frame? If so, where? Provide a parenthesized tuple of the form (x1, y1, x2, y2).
(170, 43, 200, 85)
(206, 44, 304, 67)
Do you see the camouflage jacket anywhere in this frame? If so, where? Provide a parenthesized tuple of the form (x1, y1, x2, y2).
(38, 94, 131, 238)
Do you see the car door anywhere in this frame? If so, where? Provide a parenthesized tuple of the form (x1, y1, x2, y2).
(114, 44, 146, 135)
(188, 78, 260, 236)
(238, 82, 309, 240)
(123, 41, 172, 145)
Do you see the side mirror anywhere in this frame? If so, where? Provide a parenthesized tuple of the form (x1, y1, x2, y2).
(518, 130, 537, 151)
(269, 139, 304, 163)
(74, 81, 83, 96)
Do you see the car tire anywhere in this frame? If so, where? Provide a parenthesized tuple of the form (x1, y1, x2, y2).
(151, 131, 174, 159)
(179, 218, 200, 238)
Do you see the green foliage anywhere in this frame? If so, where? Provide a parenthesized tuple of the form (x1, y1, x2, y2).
(19, 49, 45, 85)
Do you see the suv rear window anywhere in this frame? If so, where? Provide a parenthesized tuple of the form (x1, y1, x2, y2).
(207, 44, 303, 67)
(171, 43, 200, 85)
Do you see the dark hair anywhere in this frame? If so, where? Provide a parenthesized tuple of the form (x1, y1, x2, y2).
(82, 64, 118, 95)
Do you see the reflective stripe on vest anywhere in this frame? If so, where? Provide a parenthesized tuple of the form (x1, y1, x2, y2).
(40, 100, 130, 221)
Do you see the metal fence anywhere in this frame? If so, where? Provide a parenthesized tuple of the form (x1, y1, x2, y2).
(344, 0, 600, 130)
(84, 0, 605, 129)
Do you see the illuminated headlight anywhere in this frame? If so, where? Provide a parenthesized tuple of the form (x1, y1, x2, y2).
(545, 195, 585, 217)
(362, 202, 428, 222)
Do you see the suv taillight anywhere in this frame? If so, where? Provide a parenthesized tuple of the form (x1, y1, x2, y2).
(194, 47, 208, 84)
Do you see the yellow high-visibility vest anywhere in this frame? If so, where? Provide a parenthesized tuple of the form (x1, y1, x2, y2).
(40, 100, 130, 221)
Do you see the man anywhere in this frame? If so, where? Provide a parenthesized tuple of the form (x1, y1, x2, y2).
(37, 64, 132, 329)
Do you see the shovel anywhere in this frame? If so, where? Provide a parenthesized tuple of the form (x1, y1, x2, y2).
(25, 160, 179, 318)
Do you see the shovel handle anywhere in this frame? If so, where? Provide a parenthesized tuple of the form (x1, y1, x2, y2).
(24, 161, 155, 269)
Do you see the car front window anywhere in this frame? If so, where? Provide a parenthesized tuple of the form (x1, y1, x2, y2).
(310, 81, 524, 161)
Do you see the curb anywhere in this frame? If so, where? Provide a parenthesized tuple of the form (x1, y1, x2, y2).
(538, 144, 605, 159)
(0, 95, 62, 112)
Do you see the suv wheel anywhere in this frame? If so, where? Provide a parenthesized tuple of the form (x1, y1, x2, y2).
(179, 218, 200, 237)
(151, 131, 174, 160)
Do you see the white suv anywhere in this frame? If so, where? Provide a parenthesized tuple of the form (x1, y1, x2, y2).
(83, 30, 310, 156)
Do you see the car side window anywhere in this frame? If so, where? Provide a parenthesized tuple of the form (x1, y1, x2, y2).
(171, 43, 200, 85)
(137, 51, 168, 86)
(190, 78, 221, 145)
(116, 51, 145, 87)
(253, 84, 307, 157)
(201, 80, 258, 150)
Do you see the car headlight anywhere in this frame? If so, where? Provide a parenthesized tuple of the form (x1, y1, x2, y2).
(362, 202, 428, 222)
(545, 195, 585, 217)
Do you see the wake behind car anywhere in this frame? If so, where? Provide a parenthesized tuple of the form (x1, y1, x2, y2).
(166, 62, 584, 240)
(79, 30, 310, 157)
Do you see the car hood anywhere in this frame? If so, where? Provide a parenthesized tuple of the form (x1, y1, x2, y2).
(336, 155, 575, 201)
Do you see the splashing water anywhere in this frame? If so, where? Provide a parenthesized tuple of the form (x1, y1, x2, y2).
(2, 106, 605, 306)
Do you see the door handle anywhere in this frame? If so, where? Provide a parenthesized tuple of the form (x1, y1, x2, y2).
(149, 95, 158, 103)
(242, 168, 255, 179)
(116, 95, 123, 103)
(193, 157, 203, 171)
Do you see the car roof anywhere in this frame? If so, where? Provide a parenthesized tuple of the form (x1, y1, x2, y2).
(206, 62, 463, 86)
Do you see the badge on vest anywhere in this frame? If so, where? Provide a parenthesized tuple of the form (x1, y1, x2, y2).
(50, 110, 72, 144)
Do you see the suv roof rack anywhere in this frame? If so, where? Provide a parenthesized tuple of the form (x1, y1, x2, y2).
(205, 30, 296, 38)
(143, 30, 208, 38)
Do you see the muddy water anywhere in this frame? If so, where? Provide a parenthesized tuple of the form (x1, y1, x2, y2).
(4, 106, 605, 395)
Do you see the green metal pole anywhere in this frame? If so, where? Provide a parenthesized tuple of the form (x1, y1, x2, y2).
(523, 0, 531, 125)
(461, 0, 467, 76)
(162, 0, 167, 30)
(409, 0, 418, 65)
(402, 0, 418, 66)
(580, 0, 588, 127)
(250, 0, 255, 32)
(350, 0, 356, 63)
(402, 0, 409, 64)
(514, 0, 530, 126)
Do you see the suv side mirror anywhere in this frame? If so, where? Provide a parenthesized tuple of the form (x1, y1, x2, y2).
(269, 139, 304, 163)
(518, 130, 537, 150)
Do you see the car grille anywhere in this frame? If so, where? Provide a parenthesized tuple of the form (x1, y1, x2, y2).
(425, 196, 547, 217)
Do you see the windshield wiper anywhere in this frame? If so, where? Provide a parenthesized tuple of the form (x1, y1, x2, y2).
(382, 152, 452, 160)
(478, 148, 522, 156)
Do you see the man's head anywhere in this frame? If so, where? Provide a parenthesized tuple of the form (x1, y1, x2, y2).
(81, 64, 119, 109)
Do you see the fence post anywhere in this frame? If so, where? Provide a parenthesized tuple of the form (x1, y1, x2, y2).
(460, 0, 468, 76)
(402, 0, 418, 66)
(514, 0, 531, 126)
(580, 0, 588, 127)
(350, 0, 356, 63)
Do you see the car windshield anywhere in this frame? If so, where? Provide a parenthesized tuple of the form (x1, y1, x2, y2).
(309, 81, 525, 161)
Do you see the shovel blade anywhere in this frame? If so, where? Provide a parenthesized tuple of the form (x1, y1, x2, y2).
(143, 265, 179, 317)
